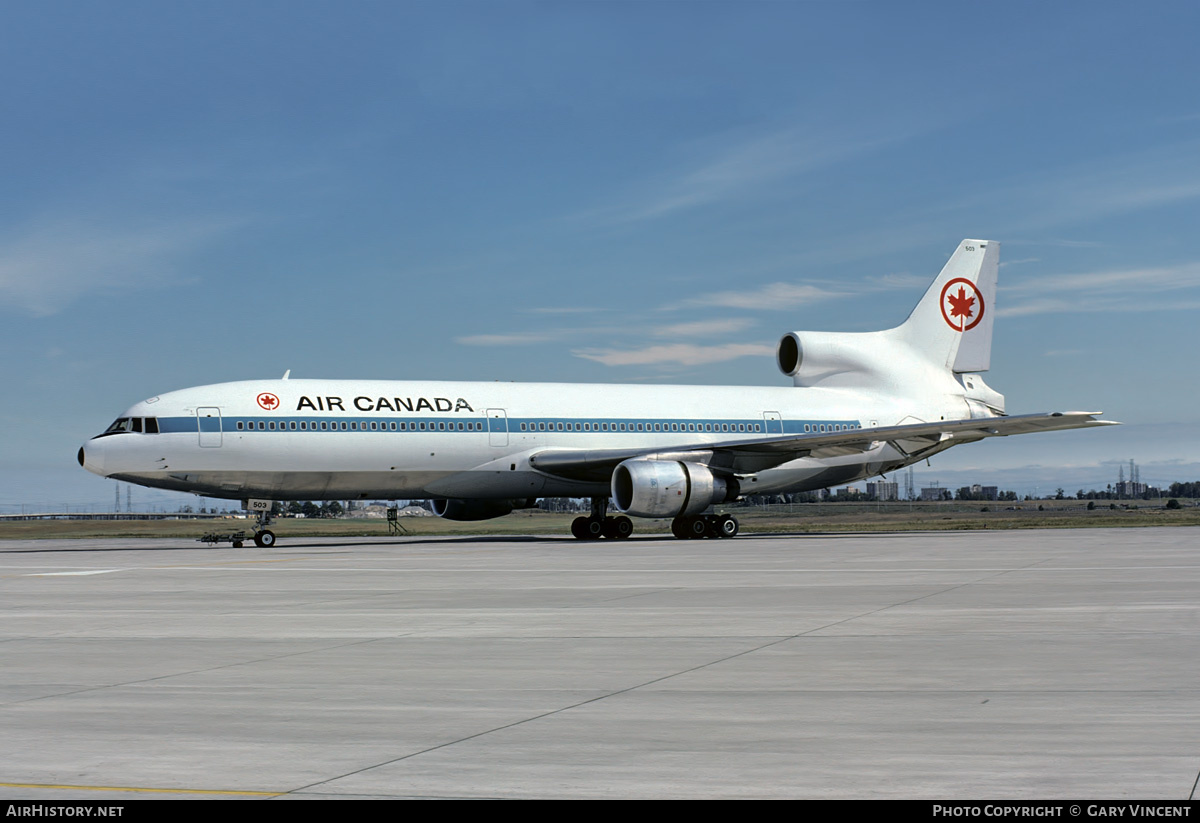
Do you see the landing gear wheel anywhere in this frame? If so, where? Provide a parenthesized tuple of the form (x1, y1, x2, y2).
(584, 516, 605, 539)
(611, 516, 633, 540)
(571, 517, 588, 539)
(687, 516, 708, 540)
(254, 529, 276, 548)
(671, 518, 689, 540)
(716, 514, 739, 538)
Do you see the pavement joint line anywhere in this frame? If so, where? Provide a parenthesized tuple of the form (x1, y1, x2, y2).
(288, 562, 1038, 794)
(0, 781, 282, 796)
(292, 555, 1066, 793)
(0, 635, 399, 708)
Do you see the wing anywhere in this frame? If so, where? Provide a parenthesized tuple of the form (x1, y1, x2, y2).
(527, 412, 1117, 482)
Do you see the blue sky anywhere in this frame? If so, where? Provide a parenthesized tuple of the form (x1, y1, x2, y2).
(2, 1, 1198, 511)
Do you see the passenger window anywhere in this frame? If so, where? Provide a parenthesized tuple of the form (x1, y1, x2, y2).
(237, 422, 244, 431)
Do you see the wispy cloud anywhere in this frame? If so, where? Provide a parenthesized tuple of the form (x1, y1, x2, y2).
(455, 331, 564, 346)
(862, 272, 931, 289)
(573, 342, 774, 367)
(653, 318, 755, 337)
(672, 282, 848, 311)
(584, 123, 923, 225)
(0, 216, 240, 316)
(950, 142, 1200, 234)
(521, 306, 595, 315)
(1000, 261, 1200, 316)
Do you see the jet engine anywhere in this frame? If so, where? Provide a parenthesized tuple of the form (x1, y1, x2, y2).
(611, 459, 738, 519)
(430, 497, 537, 521)
(776, 331, 894, 388)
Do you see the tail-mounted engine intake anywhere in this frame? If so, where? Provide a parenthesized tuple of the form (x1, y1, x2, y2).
(431, 497, 537, 521)
(611, 459, 739, 519)
(776, 331, 894, 388)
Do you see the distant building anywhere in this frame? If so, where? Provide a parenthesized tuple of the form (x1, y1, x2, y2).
(1115, 480, 1147, 498)
(866, 481, 899, 501)
(971, 484, 999, 501)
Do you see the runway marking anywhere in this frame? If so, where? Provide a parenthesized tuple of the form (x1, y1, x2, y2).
(0, 781, 281, 797)
(12, 565, 1200, 574)
(156, 558, 300, 569)
(26, 569, 122, 577)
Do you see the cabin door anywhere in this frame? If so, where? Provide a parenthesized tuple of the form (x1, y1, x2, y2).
(487, 409, 509, 447)
(197, 407, 222, 447)
(762, 411, 783, 434)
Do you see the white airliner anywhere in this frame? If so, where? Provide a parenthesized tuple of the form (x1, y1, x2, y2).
(80, 240, 1113, 546)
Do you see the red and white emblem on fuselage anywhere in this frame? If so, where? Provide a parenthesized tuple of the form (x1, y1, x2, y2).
(940, 277, 985, 332)
(257, 392, 280, 411)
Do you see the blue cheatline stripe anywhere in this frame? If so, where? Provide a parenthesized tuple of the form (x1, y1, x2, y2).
(151, 415, 864, 435)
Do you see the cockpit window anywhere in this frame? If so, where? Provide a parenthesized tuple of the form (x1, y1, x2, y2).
(102, 416, 159, 435)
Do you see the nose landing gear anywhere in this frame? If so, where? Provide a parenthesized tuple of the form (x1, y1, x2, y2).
(245, 500, 277, 548)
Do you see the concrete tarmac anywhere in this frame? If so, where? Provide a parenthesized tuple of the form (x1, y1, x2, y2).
(1, 527, 1197, 799)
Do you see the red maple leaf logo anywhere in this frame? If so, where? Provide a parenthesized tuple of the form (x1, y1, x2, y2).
(257, 393, 279, 410)
(946, 286, 976, 327)
(939, 278, 985, 331)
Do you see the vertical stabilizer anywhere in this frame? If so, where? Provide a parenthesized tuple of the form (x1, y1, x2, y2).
(895, 239, 998, 373)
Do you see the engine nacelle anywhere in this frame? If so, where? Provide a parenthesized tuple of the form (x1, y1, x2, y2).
(611, 459, 738, 518)
(776, 330, 893, 388)
(430, 497, 537, 521)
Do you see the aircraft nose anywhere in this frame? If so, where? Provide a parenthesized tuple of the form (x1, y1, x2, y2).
(79, 443, 106, 476)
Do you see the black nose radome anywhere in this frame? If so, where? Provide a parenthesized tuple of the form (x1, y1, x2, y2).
(77, 447, 85, 467)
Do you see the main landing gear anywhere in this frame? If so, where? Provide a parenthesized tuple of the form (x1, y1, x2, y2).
(571, 498, 633, 540)
(569, 499, 741, 540)
(670, 513, 739, 539)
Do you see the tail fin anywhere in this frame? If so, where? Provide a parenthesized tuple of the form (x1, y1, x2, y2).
(895, 239, 998, 373)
